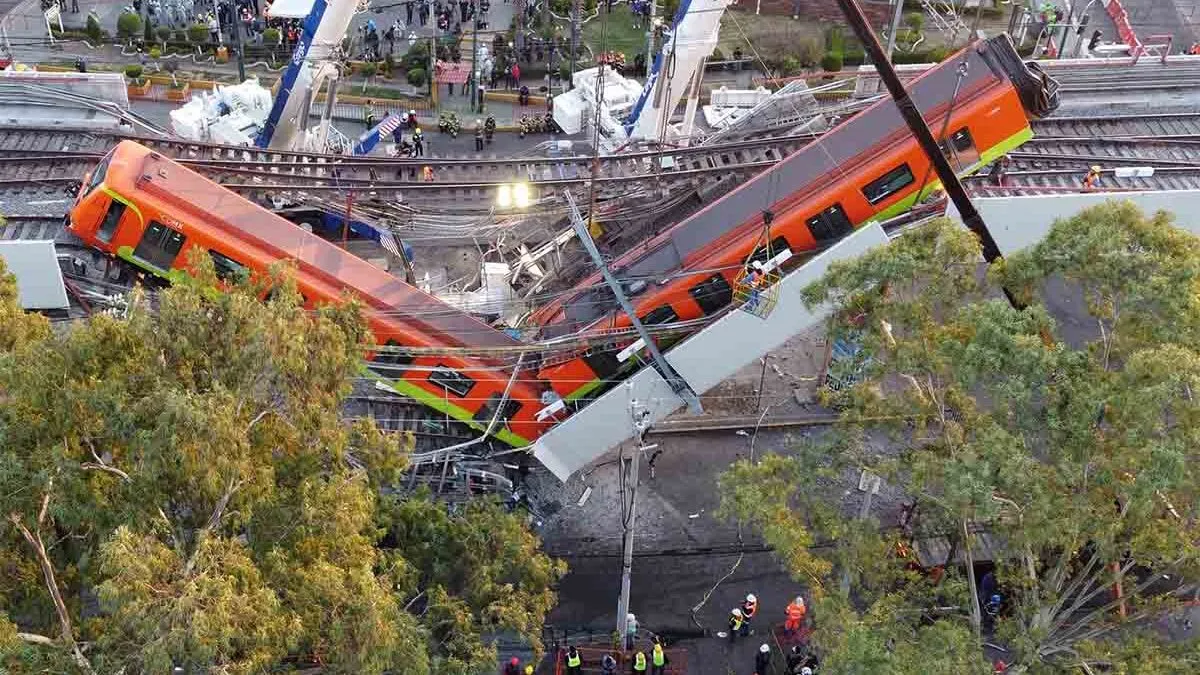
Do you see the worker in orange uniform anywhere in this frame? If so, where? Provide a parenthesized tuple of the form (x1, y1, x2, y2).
(1082, 165, 1101, 191)
(740, 593, 758, 635)
(422, 165, 435, 182)
(784, 595, 806, 635)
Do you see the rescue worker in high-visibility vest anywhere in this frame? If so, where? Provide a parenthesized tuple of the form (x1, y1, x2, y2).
(649, 636, 667, 675)
(728, 607, 744, 642)
(784, 596, 807, 635)
(632, 650, 648, 674)
(740, 593, 758, 635)
(525, 666, 534, 675)
(565, 646, 582, 675)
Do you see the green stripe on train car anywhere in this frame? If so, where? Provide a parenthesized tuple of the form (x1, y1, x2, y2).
(362, 365, 531, 447)
(869, 125, 1035, 223)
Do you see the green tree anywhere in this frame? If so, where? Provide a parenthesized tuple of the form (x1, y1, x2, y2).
(379, 495, 567, 673)
(0, 254, 561, 672)
(116, 11, 142, 40)
(720, 204, 1200, 672)
(85, 14, 102, 44)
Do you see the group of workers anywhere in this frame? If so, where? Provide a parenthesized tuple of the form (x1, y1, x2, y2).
(728, 593, 806, 639)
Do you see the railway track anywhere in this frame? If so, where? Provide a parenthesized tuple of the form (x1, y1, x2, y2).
(0, 124, 814, 210)
(974, 113, 1200, 192)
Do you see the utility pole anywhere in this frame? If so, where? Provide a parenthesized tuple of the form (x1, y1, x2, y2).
(563, 189, 703, 413)
(231, 6, 246, 82)
(615, 382, 653, 646)
(885, 0, 904, 60)
(569, 0, 580, 90)
(471, 0, 480, 112)
(830, 0, 1004, 264)
(644, 0, 658, 78)
(1057, 0, 1075, 57)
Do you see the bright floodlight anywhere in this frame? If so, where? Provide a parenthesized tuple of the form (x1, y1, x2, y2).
(513, 183, 531, 208)
(497, 184, 512, 208)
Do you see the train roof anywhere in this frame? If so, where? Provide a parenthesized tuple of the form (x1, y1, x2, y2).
(111, 141, 521, 350)
(551, 36, 1038, 332)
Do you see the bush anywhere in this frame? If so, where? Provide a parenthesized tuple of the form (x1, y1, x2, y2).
(821, 51, 844, 72)
(406, 67, 427, 86)
(843, 47, 866, 67)
(156, 26, 172, 43)
(927, 47, 951, 62)
(123, 64, 144, 81)
(781, 56, 801, 76)
(905, 12, 924, 31)
(188, 23, 209, 45)
(263, 27, 281, 44)
(85, 14, 102, 43)
(382, 53, 395, 75)
(116, 11, 142, 39)
(825, 25, 845, 54)
(796, 37, 823, 68)
(149, 47, 161, 59)
(361, 62, 378, 78)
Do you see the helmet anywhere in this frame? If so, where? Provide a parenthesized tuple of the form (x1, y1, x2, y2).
(759, 644, 770, 653)
(795, 596, 805, 606)
(801, 669, 813, 675)
(525, 666, 534, 675)
(414, 127, 422, 135)
(476, 119, 482, 125)
(410, 109, 416, 115)
(732, 608, 743, 617)
(511, 657, 519, 666)
(1091, 165, 1101, 172)
(627, 613, 635, 622)
(746, 593, 757, 603)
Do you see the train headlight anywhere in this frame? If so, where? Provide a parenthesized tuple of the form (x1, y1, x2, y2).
(512, 183, 531, 209)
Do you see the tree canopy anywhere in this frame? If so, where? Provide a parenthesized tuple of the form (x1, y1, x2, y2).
(719, 202, 1200, 673)
(0, 255, 564, 673)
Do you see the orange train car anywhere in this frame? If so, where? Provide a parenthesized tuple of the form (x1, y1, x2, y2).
(68, 140, 548, 446)
(529, 35, 1059, 402)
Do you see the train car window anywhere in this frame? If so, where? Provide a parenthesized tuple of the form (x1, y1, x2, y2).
(583, 349, 621, 380)
(428, 366, 476, 398)
(748, 236, 791, 266)
(473, 393, 523, 423)
(689, 273, 733, 315)
(862, 164, 915, 205)
(941, 127, 980, 171)
(133, 221, 187, 271)
(640, 305, 679, 325)
(96, 199, 126, 244)
(208, 250, 249, 282)
(368, 339, 414, 375)
(806, 204, 854, 243)
(86, 157, 110, 195)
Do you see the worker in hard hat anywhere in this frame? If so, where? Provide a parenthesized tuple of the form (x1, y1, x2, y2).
(784, 595, 807, 635)
(413, 127, 425, 157)
(754, 643, 771, 675)
(728, 607, 744, 642)
(740, 593, 758, 635)
(1082, 165, 1101, 190)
